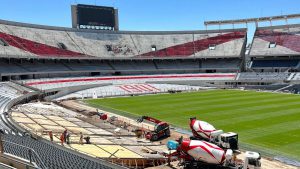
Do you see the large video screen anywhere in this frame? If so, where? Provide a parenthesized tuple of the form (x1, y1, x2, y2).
(77, 4, 115, 27)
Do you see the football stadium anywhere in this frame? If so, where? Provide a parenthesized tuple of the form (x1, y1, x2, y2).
(0, 1, 299, 169)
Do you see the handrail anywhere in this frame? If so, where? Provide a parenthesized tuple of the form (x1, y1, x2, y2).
(3, 139, 48, 169)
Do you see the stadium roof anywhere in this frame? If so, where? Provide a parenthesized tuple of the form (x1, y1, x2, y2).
(204, 13, 300, 26)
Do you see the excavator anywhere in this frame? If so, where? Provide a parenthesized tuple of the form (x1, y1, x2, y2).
(137, 116, 170, 141)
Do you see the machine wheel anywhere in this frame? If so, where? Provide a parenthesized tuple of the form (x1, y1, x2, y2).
(152, 134, 158, 141)
(165, 130, 170, 137)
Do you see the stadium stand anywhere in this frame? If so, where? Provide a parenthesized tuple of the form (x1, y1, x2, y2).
(17, 60, 71, 72)
(237, 72, 290, 81)
(0, 11, 300, 169)
(0, 60, 28, 73)
(0, 82, 124, 169)
(22, 73, 237, 90)
(288, 72, 300, 81)
(0, 19, 247, 81)
(130, 60, 157, 71)
(61, 60, 113, 71)
(201, 59, 241, 71)
(56, 83, 202, 100)
(251, 60, 299, 68)
(0, 20, 246, 59)
(249, 24, 300, 72)
(250, 24, 300, 57)
(139, 31, 246, 58)
(3, 133, 119, 169)
(108, 60, 137, 70)
(0, 58, 243, 81)
(0, 83, 25, 114)
(0, 31, 85, 57)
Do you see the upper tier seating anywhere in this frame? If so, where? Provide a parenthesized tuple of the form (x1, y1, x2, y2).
(0, 32, 85, 57)
(0, 21, 246, 58)
(140, 32, 246, 58)
(250, 24, 300, 56)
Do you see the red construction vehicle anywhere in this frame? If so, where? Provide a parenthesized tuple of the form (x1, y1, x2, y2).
(137, 116, 170, 141)
(96, 109, 108, 120)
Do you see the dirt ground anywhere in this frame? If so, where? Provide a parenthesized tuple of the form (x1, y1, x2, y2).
(60, 100, 298, 169)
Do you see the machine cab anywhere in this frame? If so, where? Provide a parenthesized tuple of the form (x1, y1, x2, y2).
(154, 122, 169, 132)
(244, 151, 261, 169)
(220, 132, 238, 150)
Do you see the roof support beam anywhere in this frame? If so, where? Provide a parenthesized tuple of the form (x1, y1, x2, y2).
(204, 13, 300, 26)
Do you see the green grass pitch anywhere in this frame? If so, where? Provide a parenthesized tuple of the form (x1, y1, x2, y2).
(85, 89, 300, 160)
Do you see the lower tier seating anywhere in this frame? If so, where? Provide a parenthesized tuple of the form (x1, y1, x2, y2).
(3, 133, 115, 169)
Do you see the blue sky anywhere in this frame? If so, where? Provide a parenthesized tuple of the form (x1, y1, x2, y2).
(0, 0, 299, 31)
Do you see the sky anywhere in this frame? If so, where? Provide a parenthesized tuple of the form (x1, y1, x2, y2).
(0, 0, 300, 40)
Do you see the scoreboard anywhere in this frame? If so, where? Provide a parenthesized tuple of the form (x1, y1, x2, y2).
(77, 4, 115, 27)
(72, 4, 119, 30)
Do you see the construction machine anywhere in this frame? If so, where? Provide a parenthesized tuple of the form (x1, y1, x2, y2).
(190, 117, 239, 150)
(166, 138, 261, 169)
(137, 116, 170, 141)
(96, 109, 108, 120)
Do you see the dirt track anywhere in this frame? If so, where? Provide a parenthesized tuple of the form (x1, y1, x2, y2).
(61, 100, 298, 169)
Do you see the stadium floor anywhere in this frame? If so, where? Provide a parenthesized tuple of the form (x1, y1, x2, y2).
(85, 89, 300, 161)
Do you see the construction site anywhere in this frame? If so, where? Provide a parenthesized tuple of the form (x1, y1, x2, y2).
(9, 101, 168, 168)
(6, 98, 298, 169)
